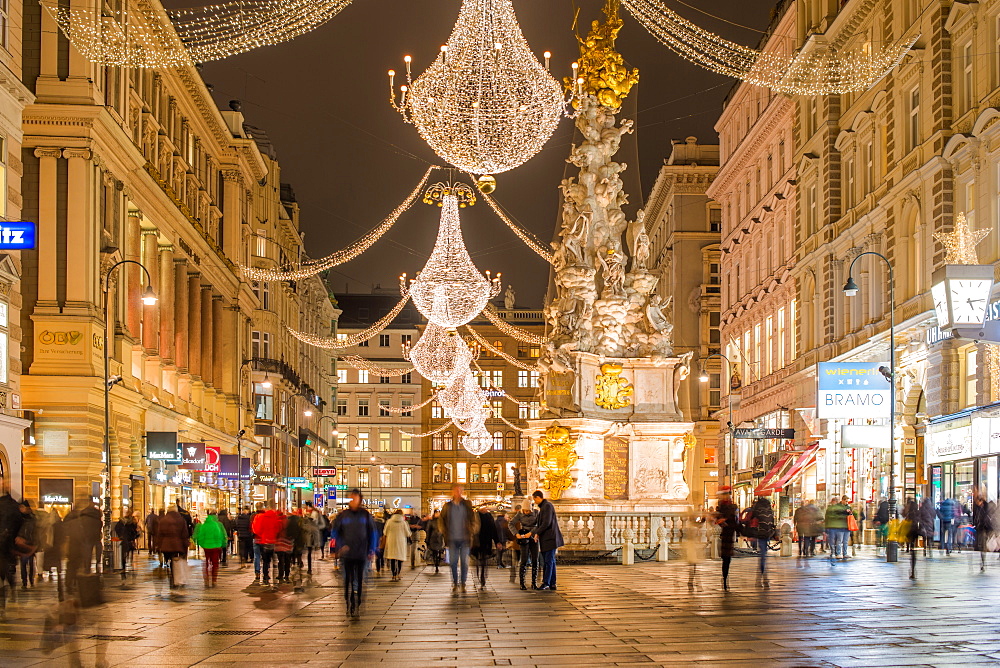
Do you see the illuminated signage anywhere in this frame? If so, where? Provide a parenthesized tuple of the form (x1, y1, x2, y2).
(817, 362, 891, 419)
(146, 431, 179, 461)
(38, 478, 74, 505)
(178, 443, 206, 469)
(0, 222, 36, 249)
(313, 467, 338, 477)
(734, 427, 795, 440)
(203, 446, 221, 473)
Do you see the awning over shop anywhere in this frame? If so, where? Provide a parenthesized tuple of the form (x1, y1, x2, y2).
(772, 443, 820, 490)
(753, 452, 794, 496)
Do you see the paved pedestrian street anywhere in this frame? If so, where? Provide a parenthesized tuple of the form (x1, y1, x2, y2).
(3, 550, 1000, 667)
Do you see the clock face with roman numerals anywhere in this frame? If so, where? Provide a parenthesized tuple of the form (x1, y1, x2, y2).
(949, 279, 993, 325)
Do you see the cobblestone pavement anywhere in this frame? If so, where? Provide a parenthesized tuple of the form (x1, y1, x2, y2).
(2, 548, 1000, 667)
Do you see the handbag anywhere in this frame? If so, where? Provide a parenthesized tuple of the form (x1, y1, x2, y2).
(847, 514, 859, 532)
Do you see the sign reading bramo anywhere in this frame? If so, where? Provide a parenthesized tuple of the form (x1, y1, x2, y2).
(817, 362, 891, 419)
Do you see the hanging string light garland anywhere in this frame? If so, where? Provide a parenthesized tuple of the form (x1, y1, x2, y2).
(285, 293, 410, 349)
(476, 187, 554, 264)
(482, 305, 548, 345)
(40, 0, 354, 68)
(389, 0, 565, 180)
(242, 167, 435, 282)
(401, 420, 455, 439)
(405, 184, 501, 328)
(338, 356, 414, 378)
(621, 0, 915, 95)
(380, 392, 440, 415)
(465, 325, 537, 371)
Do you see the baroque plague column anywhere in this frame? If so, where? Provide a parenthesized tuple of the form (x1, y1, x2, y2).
(526, 1, 694, 552)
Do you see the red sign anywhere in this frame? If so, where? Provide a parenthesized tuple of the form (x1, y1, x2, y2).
(204, 446, 221, 473)
(313, 467, 338, 477)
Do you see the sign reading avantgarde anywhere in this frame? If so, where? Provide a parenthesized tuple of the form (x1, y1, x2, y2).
(817, 362, 891, 419)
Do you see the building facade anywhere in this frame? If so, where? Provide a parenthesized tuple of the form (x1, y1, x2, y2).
(644, 137, 722, 510)
(707, 0, 801, 513)
(421, 302, 542, 511)
(333, 291, 423, 512)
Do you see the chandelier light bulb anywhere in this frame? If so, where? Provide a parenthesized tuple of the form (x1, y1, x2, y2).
(405, 322, 474, 385)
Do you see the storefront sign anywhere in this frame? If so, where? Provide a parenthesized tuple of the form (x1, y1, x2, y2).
(972, 417, 1000, 457)
(927, 419, 973, 464)
(254, 473, 277, 484)
(146, 432, 179, 461)
(178, 443, 206, 469)
(241, 458, 252, 481)
(841, 425, 891, 449)
(817, 362, 892, 419)
(734, 427, 795, 440)
(313, 467, 338, 477)
(38, 478, 74, 505)
(203, 446, 221, 473)
(218, 454, 240, 479)
(0, 222, 36, 249)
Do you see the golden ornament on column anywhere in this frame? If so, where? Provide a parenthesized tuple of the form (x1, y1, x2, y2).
(568, 0, 639, 109)
(538, 424, 579, 501)
(595, 363, 634, 410)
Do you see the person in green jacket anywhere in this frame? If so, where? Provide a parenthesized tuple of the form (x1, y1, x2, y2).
(824, 499, 853, 562)
(193, 511, 228, 587)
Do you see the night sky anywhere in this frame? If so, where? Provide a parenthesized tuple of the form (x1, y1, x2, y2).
(197, 0, 775, 306)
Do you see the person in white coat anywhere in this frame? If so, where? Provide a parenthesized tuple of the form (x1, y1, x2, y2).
(383, 509, 412, 581)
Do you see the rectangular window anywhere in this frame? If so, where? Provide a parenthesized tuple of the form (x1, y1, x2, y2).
(401, 467, 412, 488)
(379, 375, 391, 384)
(965, 181, 976, 227)
(754, 323, 761, 378)
(845, 157, 855, 209)
(357, 370, 369, 383)
(965, 347, 979, 408)
(357, 399, 369, 417)
(379, 334, 390, 347)
(963, 42, 974, 113)
(709, 207, 722, 232)
(380, 467, 392, 488)
(253, 382, 273, 420)
(517, 370, 540, 387)
(764, 316, 773, 377)
(401, 433, 412, 452)
(864, 142, 874, 195)
(908, 86, 920, 151)
(358, 339, 369, 348)
(790, 300, 797, 358)
(489, 369, 503, 387)
(491, 399, 504, 418)
(378, 399, 390, 417)
(431, 402, 444, 419)
(401, 372, 412, 384)
(808, 185, 818, 235)
(777, 307, 786, 369)
(336, 399, 348, 416)
(401, 399, 413, 417)
(357, 432, 370, 451)
(457, 462, 467, 483)
(336, 369, 348, 384)
(401, 334, 412, 347)
(358, 468, 370, 487)
(379, 431, 391, 451)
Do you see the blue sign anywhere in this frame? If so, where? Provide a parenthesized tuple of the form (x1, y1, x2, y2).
(327, 488, 337, 501)
(0, 222, 36, 249)
(817, 362, 892, 419)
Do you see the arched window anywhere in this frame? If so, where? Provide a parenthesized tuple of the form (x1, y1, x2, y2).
(504, 431, 516, 450)
(492, 340, 504, 356)
(432, 434, 443, 451)
(433, 463, 442, 483)
(443, 432, 454, 450)
(443, 463, 453, 483)
(493, 431, 503, 450)
(470, 463, 481, 483)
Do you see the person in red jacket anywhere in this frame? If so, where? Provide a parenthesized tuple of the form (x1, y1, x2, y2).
(251, 503, 283, 586)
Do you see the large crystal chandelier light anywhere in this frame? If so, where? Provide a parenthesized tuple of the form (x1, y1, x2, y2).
(460, 426, 494, 457)
(389, 0, 565, 177)
(406, 184, 501, 328)
(439, 369, 489, 422)
(404, 322, 474, 385)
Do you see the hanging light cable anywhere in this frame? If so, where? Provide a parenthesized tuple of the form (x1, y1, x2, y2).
(285, 292, 410, 349)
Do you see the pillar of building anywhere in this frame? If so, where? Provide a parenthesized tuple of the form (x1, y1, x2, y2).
(188, 274, 202, 378)
(63, 148, 96, 309)
(173, 259, 189, 371)
(141, 230, 160, 354)
(158, 246, 175, 363)
(212, 296, 227, 392)
(125, 211, 143, 338)
(200, 286, 214, 387)
(33, 148, 61, 306)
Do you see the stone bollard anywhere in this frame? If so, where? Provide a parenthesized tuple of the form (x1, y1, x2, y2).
(656, 525, 669, 562)
(708, 522, 720, 560)
(780, 523, 793, 557)
(622, 527, 635, 565)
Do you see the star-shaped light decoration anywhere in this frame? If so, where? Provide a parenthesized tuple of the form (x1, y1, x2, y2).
(933, 213, 990, 265)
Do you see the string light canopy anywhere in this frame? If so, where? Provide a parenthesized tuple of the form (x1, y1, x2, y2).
(438, 368, 489, 422)
(405, 184, 501, 329)
(482, 304, 548, 345)
(339, 356, 414, 378)
(389, 0, 565, 180)
(404, 321, 474, 385)
(40, 0, 354, 68)
(620, 0, 916, 95)
(285, 293, 410, 349)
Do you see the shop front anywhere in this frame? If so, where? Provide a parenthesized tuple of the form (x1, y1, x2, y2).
(927, 408, 1000, 507)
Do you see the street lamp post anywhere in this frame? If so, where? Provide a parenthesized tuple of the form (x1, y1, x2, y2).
(103, 260, 157, 572)
(698, 353, 736, 488)
(843, 251, 898, 563)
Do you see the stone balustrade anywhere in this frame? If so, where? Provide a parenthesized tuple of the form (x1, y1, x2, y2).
(557, 511, 717, 561)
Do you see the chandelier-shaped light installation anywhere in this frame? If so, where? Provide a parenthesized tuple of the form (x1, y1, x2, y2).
(404, 322, 474, 385)
(460, 426, 494, 457)
(439, 369, 489, 422)
(406, 184, 501, 329)
(40, 0, 353, 68)
(389, 0, 565, 177)
(621, 0, 915, 95)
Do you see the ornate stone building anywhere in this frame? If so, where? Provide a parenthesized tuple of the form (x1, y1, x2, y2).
(644, 137, 722, 510)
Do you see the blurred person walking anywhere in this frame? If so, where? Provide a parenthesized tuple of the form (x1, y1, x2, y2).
(440, 484, 478, 591)
(274, 510, 299, 585)
(531, 490, 564, 591)
(252, 504, 283, 586)
(383, 509, 411, 581)
(472, 506, 499, 588)
(496, 511, 512, 569)
(0, 488, 23, 610)
(746, 494, 776, 588)
(217, 509, 235, 567)
(873, 497, 890, 556)
(824, 497, 852, 562)
(972, 489, 994, 572)
(16, 501, 38, 589)
(903, 499, 921, 579)
(156, 505, 191, 589)
(425, 510, 445, 574)
(193, 510, 228, 587)
(235, 507, 253, 567)
(331, 489, 377, 617)
(512, 500, 538, 590)
(145, 509, 160, 558)
(794, 500, 822, 559)
(301, 503, 322, 575)
(918, 497, 936, 557)
(249, 502, 266, 580)
(939, 497, 961, 554)
(112, 509, 140, 579)
(714, 487, 738, 591)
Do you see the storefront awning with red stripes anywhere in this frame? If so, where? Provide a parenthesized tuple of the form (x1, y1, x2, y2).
(753, 452, 794, 496)
(753, 443, 820, 496)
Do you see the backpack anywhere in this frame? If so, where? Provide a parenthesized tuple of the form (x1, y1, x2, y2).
(740, 504, 776, 539)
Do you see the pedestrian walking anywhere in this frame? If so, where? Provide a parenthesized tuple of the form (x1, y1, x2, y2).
(496, 511, 512, 569)
(824, 497, 852, 562)
(745, 494, 776, 587)
(217, 509, 235, 567)
(15, 501, 38, 590)
(903, 498, 921, 579)
(235, 507, 253, 567)
(249, 502, 265, 579)
(939, 497, 961, 554)
(0, 488, 23, 609)
(918, 497, 936, 557)
(331, 489, 377, 617)
(794, 500, 822, 558)
(530, 490, 564, 591)
(64, 498, 102, 582)
(714, 488, 738, 591)
(251, 503, 282, 586)
(512, 500, 538, 590)
(972, 489, 994, 572)
(145, 509, 160, 557)
(874, 497, 890, 556)
(425, 510, 445, 573)
(155, 506, 190, 589)
(472, 507, 499, 588)
(440, 484, 478, 591)
(373, 511, 386, 577)
(274, 511, 299, 584)
(112, 509, 140, 579)
(193, 510, 228, 587)
(504, 511, 519, 582)
(301, 503, 323, 575)
(42, 510, 65, 599)
(383, 509, 411, 581)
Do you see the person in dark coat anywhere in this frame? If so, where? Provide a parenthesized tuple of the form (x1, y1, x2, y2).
(112, 509, 141, 578)
(424, 510, 445, 573)
(472, 508, 499, 588)
(0, 491, 24, 607)
(874, 497, 890, 555)
(714, 487, 738, 591)
(495, 512, 513, 569)
(903, 498, 921, 579)
(918, 497, 936, 557)
(145, 509, 160, 556)
(175, 500, 194, 536)
(217, 509, 235, 567)
(331, 490, 377, 617)
(511, 501, 538, 590)
(156, 507, 191, 588)
(235, 507, 253, 567)
(972, 489, 994, 572)
(529, 491, 564, 591)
